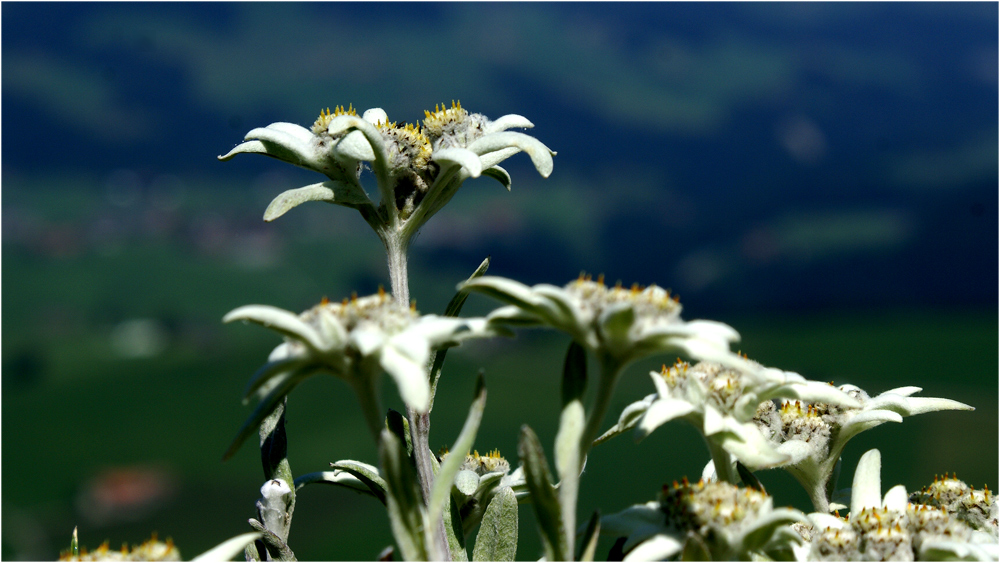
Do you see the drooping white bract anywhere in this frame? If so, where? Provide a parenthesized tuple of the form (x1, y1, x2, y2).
(753, 384, 973, 513)
(461, 274, 744, 369)
(597, 360, 861, 470)
(602, 478, 808, 561)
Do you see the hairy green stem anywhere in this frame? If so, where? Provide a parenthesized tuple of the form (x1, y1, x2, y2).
(384, 230, 451, 561)
(580, 356, 624, 456)
(704, 437, 739, 485)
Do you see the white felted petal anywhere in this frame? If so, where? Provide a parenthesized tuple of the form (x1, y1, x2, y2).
(315, 306, 348, 350)
(223, 305, 325, 351)
(380, 343, 431, 412)
(648, 370, 672, 398)
(350, 326, 386, 357)
(478, 146, 521, 170)
(702, 403, 727, 436)
(809, 512, 850, 530)
(263, 181, 371, 222)
(218, 140, 268, 161)
(485, 114, 535, 133)
(268, 342, 295, 362)
(362, 107, 388, 125)
(485, 304, 545, 326)
(719, 421, 791, 468)
(623, 534, 683, 562)
(839, 409, 903, 444)
(851, 449, 882, 515)
(335, 130, 376, 161)
(882, 484, 908, 510)
(466, 132, 555, 177)
(897, 395, 974, 416)
(432, 147, 483, 177)
(532, 284, 590, 329)
(882, 386, 922, 397)
(635, 397, 696, 440)
(774, 440, 813, 465)
(259, 122, 315, 142)
(783, 380, 862, 409)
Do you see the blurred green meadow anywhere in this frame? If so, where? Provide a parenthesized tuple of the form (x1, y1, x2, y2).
(3, 2, 996, 560)
(3, 178, 995, 560)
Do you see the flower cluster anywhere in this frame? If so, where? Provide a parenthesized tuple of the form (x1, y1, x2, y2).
(60, 535, 180, 562)
(798, 450, 999, 561)
(463, 274, 743, 369)
(602, 478, 807, 561)
(222, 289, 495, 454)
(753, 384, 973, 512)
(220, 102, 554, 242)
(597, 359, 859, 480)
(909, 474, 999, 537)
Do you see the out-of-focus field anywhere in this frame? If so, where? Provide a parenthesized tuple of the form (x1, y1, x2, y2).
(4, 185, 995, 561)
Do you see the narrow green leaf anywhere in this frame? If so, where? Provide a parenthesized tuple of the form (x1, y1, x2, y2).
(293, 470, 380, 500)
(736, 461, 766, 494)
(577, 510, 601, 562)
(223, 368, 315, 461)
(379, 430, 430, 561)
(321, 461, 389, 505)
(429, 256, 491, 412)
(445, 257, 492, 317)
(385, 409, 413, 459)
(472, 487, 519, 562)
(518, 424, 568, 562)
(445, 494, 469, 562)
(429, 375, 487, 544)
(561, 341, 587, 407)
(554, 400, 585, 555)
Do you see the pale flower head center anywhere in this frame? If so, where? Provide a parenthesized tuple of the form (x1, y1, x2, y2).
(300, 290, 416, 335)
(661, 478, 769, 530)
(312, 104, 358, 135)
(422, 101, 490, 150)
(779, 400, 832, 453)
(565, 275, 682, 328)
(660, 360, 748, 413)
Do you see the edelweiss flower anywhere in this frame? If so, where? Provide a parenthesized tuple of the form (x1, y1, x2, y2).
(602, 478, 808, 561)
(222, 289, 494, 455)
(800, 449, 998, 561)
(220, 102, 553, 234)
(461, 274, 743, 369)
(752, 384, 973, 513)
(596, 360, 860, 480)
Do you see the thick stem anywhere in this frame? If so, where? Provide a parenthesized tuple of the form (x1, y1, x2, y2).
(580, 357, 624, 456)
(384, 229, 450, 561)
(385, 233, 410, 305)
(704, 437, 739, 485)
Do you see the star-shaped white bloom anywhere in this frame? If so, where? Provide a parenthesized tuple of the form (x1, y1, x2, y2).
(602, 478, 808, 561)
(753, 384, 974, 513)
(220, 102, 554, 240)
(597, 360, 860, 474)
(222, 290, 494, 456)
(799, 449, 998, 561)
(461, 274, 743, 369)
